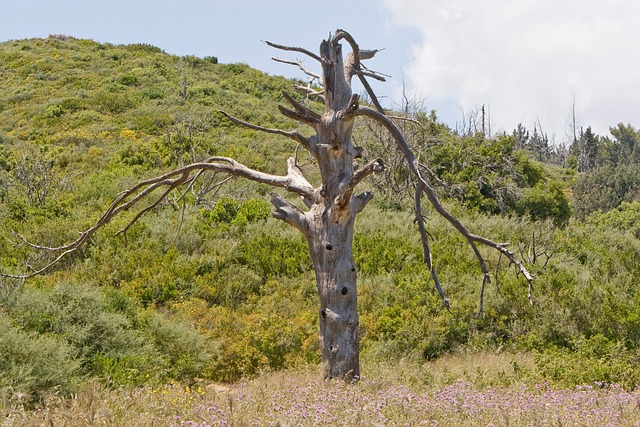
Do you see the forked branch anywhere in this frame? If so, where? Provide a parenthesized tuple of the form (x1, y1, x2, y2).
(271, 57, 321, 81)
(336, 158, 384, 208)
(281, 92, 322, 124)
(2, 157, 315, 280)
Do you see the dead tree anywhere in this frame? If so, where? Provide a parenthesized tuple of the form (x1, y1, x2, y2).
(3, 30, 532, 382)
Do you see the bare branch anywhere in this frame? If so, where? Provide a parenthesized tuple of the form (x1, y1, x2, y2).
(354, 69, 386, 82)
(293, 84, 325, 99)
(417, 162, 449, 189)
(389, 115, 424, 128)
(358, 48, 384, 61)
(2, 156, 318, 279)
(219, 110, 310, 148)
(115, 172, 191, 237)
(353, 191, 374, 214)
(278, 107, 310, 125)
(357, 106, 534, 308)
(358, 74, 386, 113)
(281, 92, 322, 124)
(271, 57, 321, 80)
(264, 40, 321, 62)
(414, 182, 450, 310)
(270, 192, 308, 234)
(278, 99, 323, 125)
(336, 158, 384, 208)
(286, 157, 316, 204)
(478, 273, 492, 316)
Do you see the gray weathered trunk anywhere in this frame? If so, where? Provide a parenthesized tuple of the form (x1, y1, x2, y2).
(306, 202, 359, 380)
(263, 32, 383, 380)
(291, 34, 364, 380)
(309, 36, 361, 380)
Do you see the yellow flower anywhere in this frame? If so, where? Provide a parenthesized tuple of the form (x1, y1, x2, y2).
(120, 128, 137, 140)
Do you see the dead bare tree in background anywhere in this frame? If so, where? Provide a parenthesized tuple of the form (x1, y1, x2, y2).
(3, 30, 533, 382)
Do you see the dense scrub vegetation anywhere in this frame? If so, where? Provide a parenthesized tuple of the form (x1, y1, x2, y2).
(1, 36, 640, 407)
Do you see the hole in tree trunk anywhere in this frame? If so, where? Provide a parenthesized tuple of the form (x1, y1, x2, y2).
(321, 309, 326, 319)
(325, 243, 333, 250)
(341, 287, 348, 295)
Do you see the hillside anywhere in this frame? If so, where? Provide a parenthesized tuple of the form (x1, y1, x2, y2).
(1, 35, 640, 411)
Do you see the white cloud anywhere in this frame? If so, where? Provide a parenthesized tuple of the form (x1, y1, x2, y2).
(381, 0, 640, 142)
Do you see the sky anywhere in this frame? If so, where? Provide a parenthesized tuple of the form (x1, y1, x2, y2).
(2, 0, 638, 144)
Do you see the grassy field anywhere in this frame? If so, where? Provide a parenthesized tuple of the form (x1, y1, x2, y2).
(4, 352, 640, 426)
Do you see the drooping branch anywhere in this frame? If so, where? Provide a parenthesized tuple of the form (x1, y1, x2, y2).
(357, 106, 534, 311)
(414, 182, 450, 310)
(114, 172, 191, 237)
(355, 69, 387, 82)
(358, 74, 386, 113)
(2, 157, 316, 280)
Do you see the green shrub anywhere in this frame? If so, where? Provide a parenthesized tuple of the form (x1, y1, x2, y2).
(119, 73, 140, 87)
(235, 232, 311, 278)
(205, 196, 271, 226)
(536, 335, 640, 389)
(0, 315, 80, 405)
(45, 104, 65, 118)
(92, 90, 135, 114)
(516, 180, 571, 226)
(10, 283, 148, 362)
(587, 201, 640, 238)
(194, 264, 262, 307)
(142, 311, 212, 380)
(232, 198, 272, 226)
(142, 86, 164, 100)
(209, 196, 240, 223)
(125, 43, 164, 54)
(4, 283, 215, 388)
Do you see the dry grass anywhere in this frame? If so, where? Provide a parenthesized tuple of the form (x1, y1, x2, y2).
(3, 352, 640, 426)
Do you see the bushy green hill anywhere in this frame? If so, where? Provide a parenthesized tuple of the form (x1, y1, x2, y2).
(1, 36, 640, 406)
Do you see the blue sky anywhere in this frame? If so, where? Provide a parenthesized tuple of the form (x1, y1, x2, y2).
(3, 1, 639, 142)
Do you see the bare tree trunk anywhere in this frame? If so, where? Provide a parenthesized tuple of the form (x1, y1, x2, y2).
(269, 33, 377, 380)
(306, 207, 359, 380)
(300, 35, 363, 380)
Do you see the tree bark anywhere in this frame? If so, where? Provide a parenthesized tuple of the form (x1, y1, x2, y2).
(306, 204, 359, 380)
(285, 33, 364, 381)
